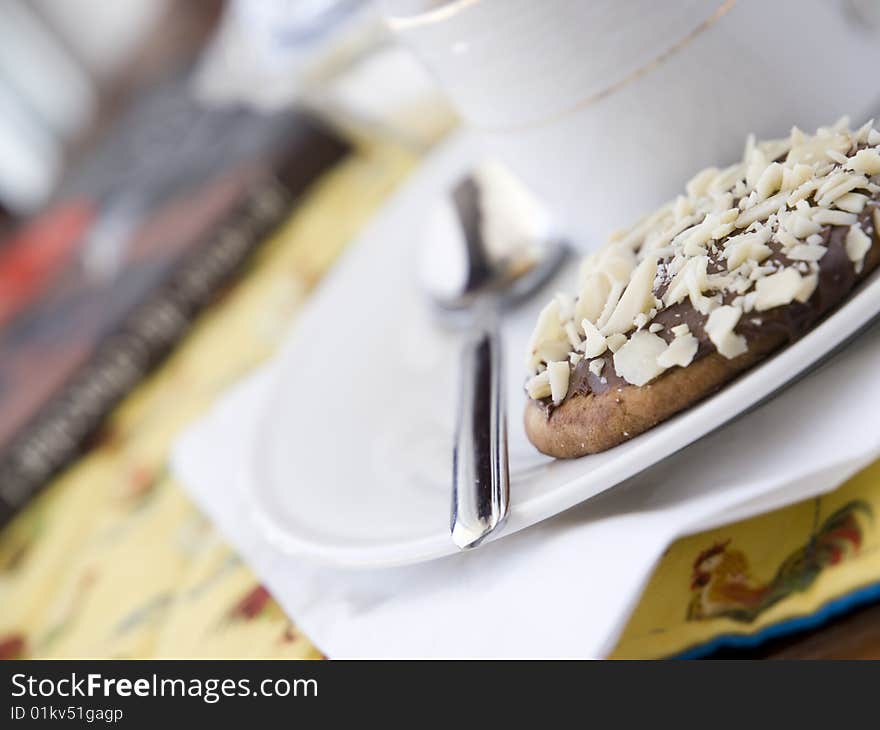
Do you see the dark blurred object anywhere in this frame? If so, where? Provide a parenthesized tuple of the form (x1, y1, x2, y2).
(0, 66, 349, 526)
(704, 596, 880, 659)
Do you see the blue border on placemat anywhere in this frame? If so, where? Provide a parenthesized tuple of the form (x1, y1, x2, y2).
(674, 580, 880, 658)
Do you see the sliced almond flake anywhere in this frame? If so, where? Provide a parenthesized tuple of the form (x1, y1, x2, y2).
(735, 191, 787, 228)
(705, 305, 747, 359)
(835, 192, 868, 214)
(786, 130, 850, 165)
(581, 319, 608, 358)
(781, 163, 814, 192)
(815, 170, 849, 198)
(828, 116, 851, 132)
(526, 299, 568, 373)
(710, 208, 739, 240)
(816, 174, 866, 208)
(788, 126, 806, 148)
(643, 214, 699, 253)
(657, 332, 698, 368)
(709, 163, 746, 194)
(665, 253, 686, 278)
(588, 358, 605, 377)
(564, 321, 581, 348)
(670, 323, 690, 336)
(600, 256, 658, 335)
(754, 268, 804, 311)
(774, 228, 801, 250)
(786, 243, 827, 261)
(526, 371, 551, 399)
(535, 341, 571, 368)
(613, 331, 668, 386)
(673, 195, 692, 221)
(740, 190, 758, 211)
(547, 361, 570, 405)
(743, 132, 757, 162)
(664, 256, 704, 307)
(596, 247, 637, 285)
(846, 148, 880, 176)
(648, 323, 664, 333)
(679, 213, 720, 254)
(845, 224, 872, 273)
(723, 228, 772, 269)
(554, 292, 575, 321)
(714, 194, 735, 212)
(749, 264, 777, 281)
(811, 209, 858, 226)
(686, 167, 719, 198)
(614, 205, 675, 251)
(755, 162, 784, 199)
(745, 148, 769, 189)
(574, 271, 612, 326)
(787, 178, 820, 207)
(706, 272, 735, 290)
(855, 119, 875, 144)
(685, 257, 714, 314)
(595, 280, 626, 330)
(760, 136, 793, 163)
(729, 275, 753, 295)
(796, 273, 818, 303)
(605, 333, 627, 353)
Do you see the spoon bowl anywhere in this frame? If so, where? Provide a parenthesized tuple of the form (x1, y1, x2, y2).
(420, 162, 569, 548)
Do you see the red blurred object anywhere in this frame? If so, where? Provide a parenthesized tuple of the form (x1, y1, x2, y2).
(0, 200, 95, 328)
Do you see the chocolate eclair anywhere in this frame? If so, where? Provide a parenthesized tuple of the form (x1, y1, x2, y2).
(524, 118, 880, 458)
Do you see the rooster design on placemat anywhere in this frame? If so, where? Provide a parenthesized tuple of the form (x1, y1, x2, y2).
(687, 500, 872, 623)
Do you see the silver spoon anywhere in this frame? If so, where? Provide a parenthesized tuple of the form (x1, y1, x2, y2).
(420, 163, 569, 549)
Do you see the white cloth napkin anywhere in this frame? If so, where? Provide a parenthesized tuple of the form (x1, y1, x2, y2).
(172, 321, 880, 658)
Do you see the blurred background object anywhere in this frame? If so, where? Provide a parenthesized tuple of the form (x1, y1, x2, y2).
(0, 0, 422, 520)
(0, 0, 459, 522)
(194, 0, 456, 145)
(0, 0, 214, 217)
(0, 0, 455, 222)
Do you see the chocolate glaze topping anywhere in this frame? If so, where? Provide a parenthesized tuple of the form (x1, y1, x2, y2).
(547, 199, 879, 408)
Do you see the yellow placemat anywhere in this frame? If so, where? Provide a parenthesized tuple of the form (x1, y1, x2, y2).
(2, 137, 880, 659)
(0, 139, 415, 659)
(611, 468, 878, 658)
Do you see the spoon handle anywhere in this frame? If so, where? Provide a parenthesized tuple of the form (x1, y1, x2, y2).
(451, 314, 510, 549)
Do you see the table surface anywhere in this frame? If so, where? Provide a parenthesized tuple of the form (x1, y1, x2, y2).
(724, 600, 880, 659)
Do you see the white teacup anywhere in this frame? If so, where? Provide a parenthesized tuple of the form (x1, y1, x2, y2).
(382, 0, 880, 248)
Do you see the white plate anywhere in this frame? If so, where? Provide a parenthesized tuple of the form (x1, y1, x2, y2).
(247, 131, 880, 568)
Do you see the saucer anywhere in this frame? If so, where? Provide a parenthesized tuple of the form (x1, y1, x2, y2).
(246, 130, 880, 568)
